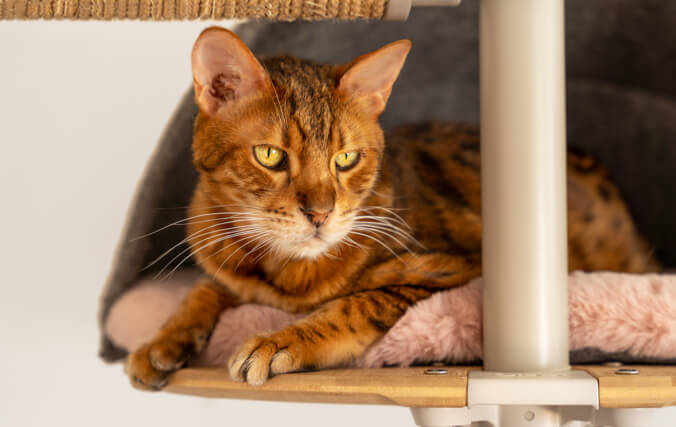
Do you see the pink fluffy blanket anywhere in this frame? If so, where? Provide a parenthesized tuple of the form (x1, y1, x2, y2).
(105, 270, 676, 367)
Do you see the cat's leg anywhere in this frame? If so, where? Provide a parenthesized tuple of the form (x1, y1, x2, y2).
(229, 284, 433, 385)
(126, 278, 237, 390)
(229, 252, 479, 385)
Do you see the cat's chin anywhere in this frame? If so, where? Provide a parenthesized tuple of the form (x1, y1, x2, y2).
(276, 236, 336, 260)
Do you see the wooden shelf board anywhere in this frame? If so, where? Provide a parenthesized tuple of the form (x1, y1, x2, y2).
(159, 365, 676, 409)
(575, 365, 676, 408)
(164, 366, 475, 408)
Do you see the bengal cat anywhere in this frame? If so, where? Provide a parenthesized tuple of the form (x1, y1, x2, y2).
(126, 27, 659, 389)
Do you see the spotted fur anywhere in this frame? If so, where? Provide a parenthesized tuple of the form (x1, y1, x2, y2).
(126, 28, 659, 389)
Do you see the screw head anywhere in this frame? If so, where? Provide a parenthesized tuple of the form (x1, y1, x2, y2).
(424, 368, 448, 375)
(524, 410, 535, 421)
(615, 368, 640, 375)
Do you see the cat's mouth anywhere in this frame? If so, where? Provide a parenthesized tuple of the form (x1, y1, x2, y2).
(305, 232, 327, 245)
(282, 234, 330, 259)
(273, 218, 353, 260)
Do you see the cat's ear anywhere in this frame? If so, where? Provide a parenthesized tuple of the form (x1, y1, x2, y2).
(191, 27, 273, 116)
(336, 40, 411, 116)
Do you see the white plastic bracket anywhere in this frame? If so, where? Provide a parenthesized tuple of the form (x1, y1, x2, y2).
(467, 370, 599, 408)
(411, 370, 672, 426)
(411, 368, 670, 427)
(383, 0, 462, 21)
(411, 370, 605, 426)
(411, 406, 671, 427)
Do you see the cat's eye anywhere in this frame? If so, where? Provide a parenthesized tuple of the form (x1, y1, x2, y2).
(254, 145, 286, 169)
(335, 151, 360, 171)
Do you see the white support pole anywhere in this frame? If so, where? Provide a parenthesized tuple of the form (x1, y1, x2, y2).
(384, 1, 462, 21)
(480, 0, 569, 372)
(410, 2, 673, 425)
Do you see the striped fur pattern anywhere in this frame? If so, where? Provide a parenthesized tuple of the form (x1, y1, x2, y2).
(126, 28, 659, 388)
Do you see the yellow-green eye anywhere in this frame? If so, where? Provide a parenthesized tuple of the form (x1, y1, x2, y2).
(254, 145, 286, 169)
(335, 151, 360, 171)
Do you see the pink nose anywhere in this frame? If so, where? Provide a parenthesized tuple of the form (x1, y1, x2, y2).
(301, 209, 331, 227)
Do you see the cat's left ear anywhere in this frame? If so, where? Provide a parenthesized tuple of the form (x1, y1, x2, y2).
(192, 27, 273, 116)
(336, 40, 411, 116)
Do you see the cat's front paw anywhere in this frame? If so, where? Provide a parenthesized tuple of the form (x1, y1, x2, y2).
(228, 333, 309, 385)
(126, 333, 196, 390)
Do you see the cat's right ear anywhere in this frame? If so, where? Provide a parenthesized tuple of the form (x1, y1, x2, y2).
(191, 27, 273, 116)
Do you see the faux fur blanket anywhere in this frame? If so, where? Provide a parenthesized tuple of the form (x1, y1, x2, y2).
(106, 270, 676, 367)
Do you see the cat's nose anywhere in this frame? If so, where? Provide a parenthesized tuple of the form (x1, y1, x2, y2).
(301, 208, 332, 227)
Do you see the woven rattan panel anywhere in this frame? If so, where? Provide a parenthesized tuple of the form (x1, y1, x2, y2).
(0, 0, 387, 20)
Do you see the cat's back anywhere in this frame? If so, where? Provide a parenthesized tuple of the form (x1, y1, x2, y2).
(383, 121, 660, 273)
(385, 121, 482, 210)
(384, 122, 483, 255)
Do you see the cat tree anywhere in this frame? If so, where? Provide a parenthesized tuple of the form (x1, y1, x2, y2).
(7, 0, 674, 426)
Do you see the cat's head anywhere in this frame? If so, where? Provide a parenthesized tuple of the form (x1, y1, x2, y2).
(190, 27, 410, 260)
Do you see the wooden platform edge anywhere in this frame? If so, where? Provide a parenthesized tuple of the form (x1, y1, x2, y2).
(155, 366, 676, 409)
(575, 366, 676, 408)
(163, 366, 473, 408)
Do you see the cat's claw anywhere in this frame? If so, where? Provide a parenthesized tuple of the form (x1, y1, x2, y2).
(229, 335, 305, 385)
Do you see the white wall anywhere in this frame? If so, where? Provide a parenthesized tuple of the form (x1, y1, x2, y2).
(0, 22, 411, 427)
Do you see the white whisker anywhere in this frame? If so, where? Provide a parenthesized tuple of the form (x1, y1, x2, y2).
(276, 250, 294, 271)
(162, 230, 268, 280)
(352, 213, 411, 230)
(259, 61, 287, 127)
(235, 236, 275, 272)
(252, 242, 276, 264)
(352, 219, 425, 250)
(348, 230, 401, 260)
(141, 220, 262, 271)
(212, 232, 270, 277)
(131, 211, 264, 241)
(354, 207, 411, 229)
(342, 235, 365, 249)
(352, 224, 414, 254)
(155, 227, 264, 279)
(156, 203, 266, 211)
